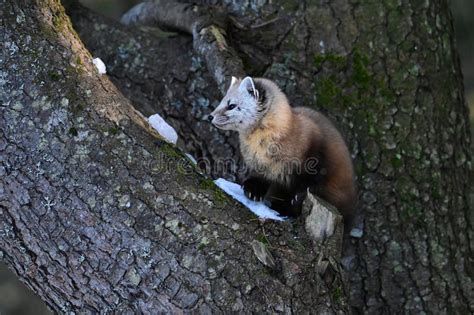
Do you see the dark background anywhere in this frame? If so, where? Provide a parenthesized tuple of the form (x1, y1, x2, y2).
(1, 0, 472, 314)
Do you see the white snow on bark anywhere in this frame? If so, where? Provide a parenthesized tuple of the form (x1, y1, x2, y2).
(214, 178, 285, 221)
(185, 153, 197, 165)
(148, 114, 178, 144)
(92, 58, 107, 74)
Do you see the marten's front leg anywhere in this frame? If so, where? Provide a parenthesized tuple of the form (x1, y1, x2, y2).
(265, 183, 307, 217)
(242, 175, 270, 201)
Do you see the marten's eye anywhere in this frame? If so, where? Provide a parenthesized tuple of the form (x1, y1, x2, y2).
(227, 100, 237, 110)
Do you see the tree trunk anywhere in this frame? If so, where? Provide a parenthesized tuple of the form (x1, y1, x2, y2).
(1, 0, 347, 313)
(69, 0, 473, 313)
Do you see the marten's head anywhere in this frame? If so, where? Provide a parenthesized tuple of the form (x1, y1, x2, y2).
(209, 76, 273, 133)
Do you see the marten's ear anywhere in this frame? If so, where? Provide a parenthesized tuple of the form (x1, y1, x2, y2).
(230, 76, 238, 87)
(240, 76, 259, 101)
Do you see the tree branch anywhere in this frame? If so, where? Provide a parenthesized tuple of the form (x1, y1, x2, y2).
(64, 1, 242, 180)
(121, 0, 245, 93)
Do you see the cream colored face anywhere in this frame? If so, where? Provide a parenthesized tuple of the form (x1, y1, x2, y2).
(209, 76, 261, 132)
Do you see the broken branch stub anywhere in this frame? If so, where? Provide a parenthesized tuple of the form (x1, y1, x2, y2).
(303, 193, 343, 247)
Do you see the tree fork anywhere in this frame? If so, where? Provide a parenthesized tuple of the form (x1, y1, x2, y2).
(121, 0, 245, 93)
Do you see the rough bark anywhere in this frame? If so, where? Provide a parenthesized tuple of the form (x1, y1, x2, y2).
(121, 0, 245, 93)
(65, 1, 243, 181)
(65, 0, 473, 313)
(0, 0, 348, 313)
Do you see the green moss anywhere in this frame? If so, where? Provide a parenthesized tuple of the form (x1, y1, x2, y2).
(280, 0, 299, 11)
(65, 65, 75, 77)
(68, 127, 78, 136)
(199, 178, 229, 206)
(197, 243, 206, 251)
(313, 49, 391, 147)
(74, 56, 85, 74)
(256, 233, 269, 245)
(160, 143, 181, 159)
(352, 50, 371, 90)
(108, 126, 119, 135)
(52, 14, 64, 29)
(378, 82, 396, 105)
(394, 176, 425, 223)
(75, 56, 83, 67)
(313, 50, 373, 107)
(199, 178, 214, 190)
(312, 46, 440, 230)
(71, 102, 85, 114)
(38, 0, 74, 40)
(401, 205, 423, 222)
(48, 71, 61, 81)
(66, 90, 86, 115)
(63, 56, 86, 77)
(332, 286, 342, 303)
(316, 76, 342, 107)
(39, 22, 55, 39)
(366, 112, 379, 136)
(50, 0, 69, 30)
(213, 188, 228, 206)
(314, 54, 347, 69)
(391, 153, 403, 168)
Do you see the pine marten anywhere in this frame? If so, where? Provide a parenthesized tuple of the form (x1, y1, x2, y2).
(208, 76, 356, 227)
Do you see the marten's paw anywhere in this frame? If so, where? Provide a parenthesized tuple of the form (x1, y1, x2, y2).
(267, 191, 306, 217)
(242, 177, 269, 201)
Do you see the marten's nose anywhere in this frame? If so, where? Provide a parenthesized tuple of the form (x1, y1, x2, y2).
(207, 115, 214, 122)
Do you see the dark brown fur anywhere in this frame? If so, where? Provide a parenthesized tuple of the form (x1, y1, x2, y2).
(241, 78, 356, 226)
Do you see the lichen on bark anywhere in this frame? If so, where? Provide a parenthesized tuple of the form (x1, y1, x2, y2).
(65, 0, 473, 313)
(0, 0, 349, 313)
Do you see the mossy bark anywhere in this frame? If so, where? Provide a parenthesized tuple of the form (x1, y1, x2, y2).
(66, 0, 472, 313)
(0, 0, 348, 313)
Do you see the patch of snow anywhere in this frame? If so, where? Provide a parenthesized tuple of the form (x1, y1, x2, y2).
(185, 153, 197, 165)
(93, 58, 107, 75)
(319, 40, 325, 53)
(350, 228, 363, 238)
(148, 114, 178, 144)
(214, 178, 286, 221)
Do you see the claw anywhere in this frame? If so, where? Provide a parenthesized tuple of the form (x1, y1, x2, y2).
(249, 192, 252, 200)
